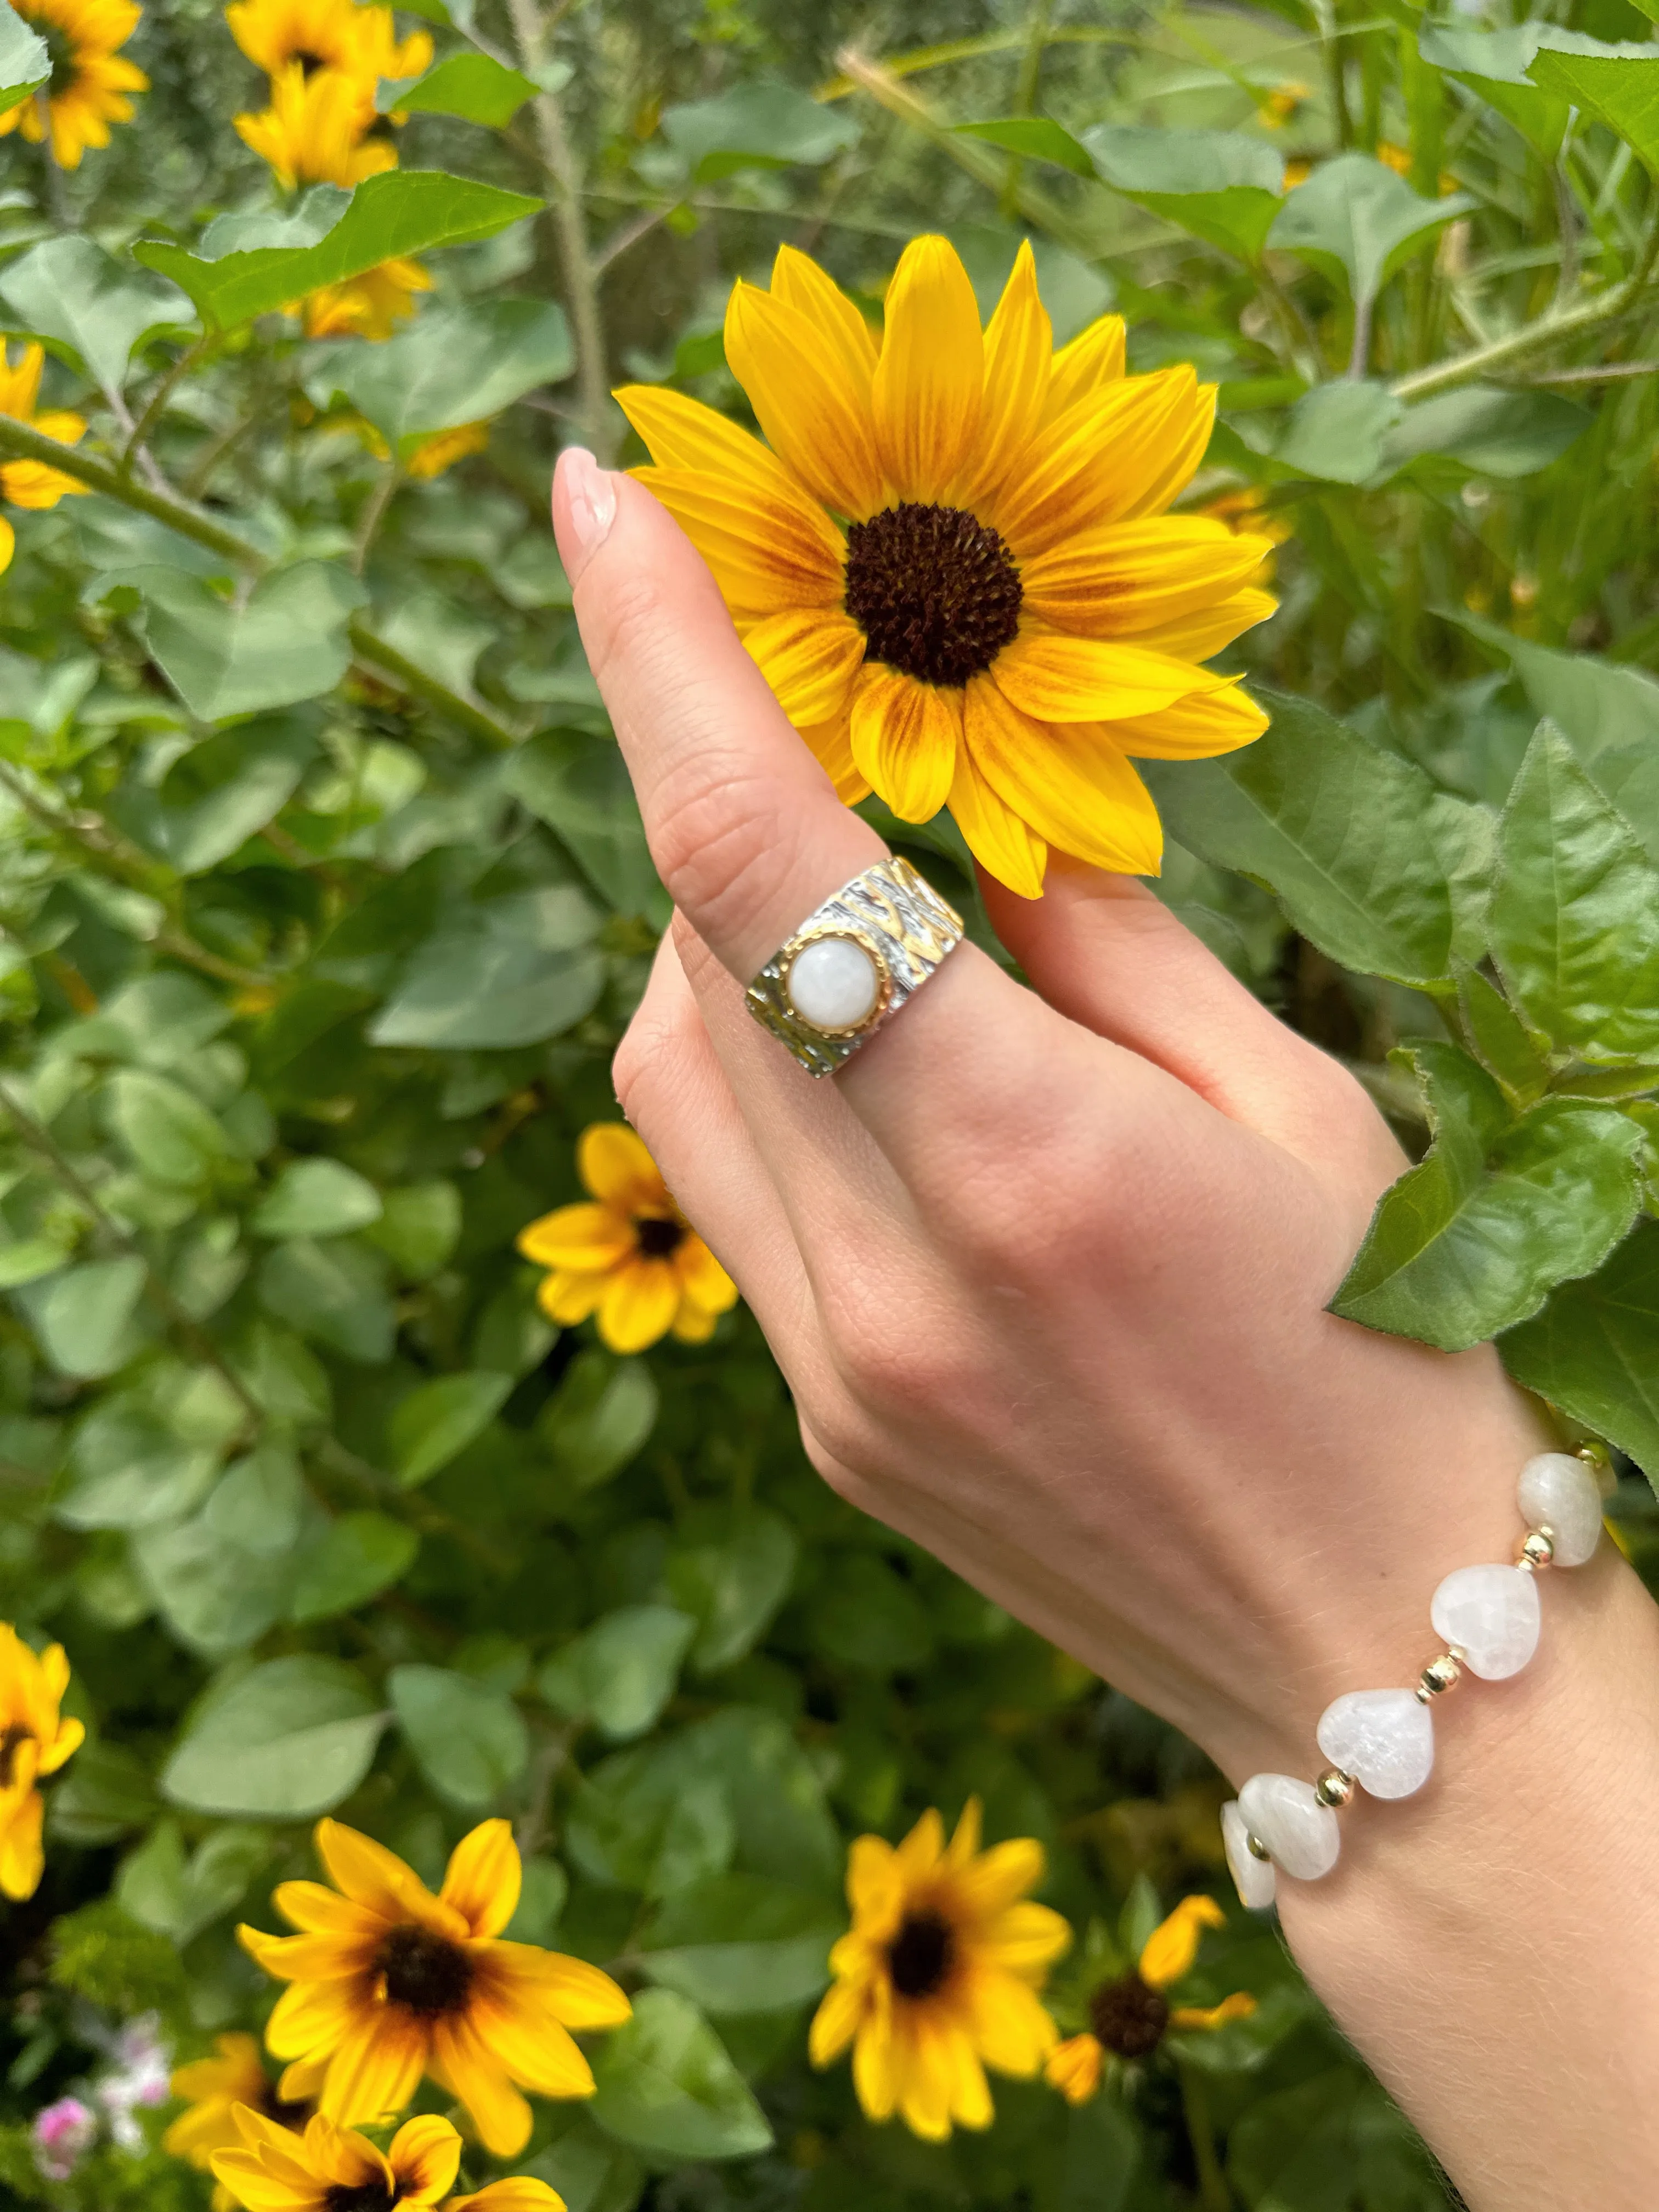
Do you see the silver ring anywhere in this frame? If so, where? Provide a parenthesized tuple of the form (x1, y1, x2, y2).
(744, 856, 965, 1077)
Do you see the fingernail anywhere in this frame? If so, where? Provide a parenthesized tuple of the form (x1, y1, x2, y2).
(558, 446, 617, 574)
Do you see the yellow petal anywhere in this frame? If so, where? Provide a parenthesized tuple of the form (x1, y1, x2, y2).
(972, 1898, 1074, 1976)
(1120, 381, 1218, 521)
(388, 2113, 463, 2203)
(616, 382, 811, 505)
(770, 244, 879, 391)
(578, 1122, 664, 1210)
(809, 1974, 866, 2066)
(944, 2028, 994, 2130)
(895, 2013, 960, 2141)
(1044, 2032, 1103, 2104)
(744, 607, 866, 726)
(0, 1787, 42, 1900)
(992, 368, 1204, 555)
(724, 280, 883, 520)
(430, 2016, 535, 2159)
(850, 1996, 897, 2123)
(1128, 585, 1277, 662)
(631, 465, 845, 618)
(0, 517, 13, 575)
(966, 676, 1163, 876)
(1043, 312, 1127, 421)
(952, 1836, 1044, 1917)
(538, 1271, 607, 1326)
(671, 1300, 718, 1344)
(319, 2015, 427, 2132)
(674, 1234, 738, 1314)
(1168, 1991, 1258, 2033)
(450, 2186, 567, 2212)
(1110, 681, 1268, 760)
(797, 712, 870, 804)
(441, 1819, 521, 1941)
(845, 1833, 903, 1928)
(871, 235, 984, 502)
(849, 664, 961, 821)
(1019, 518, 1277, 637)
(1139, 1894, 1225, 1990)
(481, 1942, 633, 2029)
(944, 1796, 983, 1867)
(947, 734, 1048, 900)
(598, 1258, 681, 1353)
(314, 1819, 448, 1926)
(265, 1974, 362, 2061)
(992, 633, 1211, 723)
(895, 1806, 946, 1879)
(953, 241, 1051, 513)
(518, 1203, 634, 1272)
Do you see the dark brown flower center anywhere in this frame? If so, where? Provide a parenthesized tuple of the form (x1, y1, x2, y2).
(634, 1214, 685, 1260)
(259, 2084, 312, 2129)
(1090, 1973, 1169, 2058)
(325, 2187, 396, 2212)
(291, 45, 330, 74)
(843, 501, 1023, 687)
(887, 1908, 955, 2000)
(0, 1725, 34, 1789)
(375, 1922, 473, 2019)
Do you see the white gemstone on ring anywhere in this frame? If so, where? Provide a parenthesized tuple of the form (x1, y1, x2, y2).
(786, 935, 882, 1031)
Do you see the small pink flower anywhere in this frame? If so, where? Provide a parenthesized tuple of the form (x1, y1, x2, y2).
(32, 2095, 97, 2181)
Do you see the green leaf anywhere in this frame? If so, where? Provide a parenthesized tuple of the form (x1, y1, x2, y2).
(391, 1663, 528, 1808)
(1418, 24, 1570, 161)
(116, 1819, 270, 1945)
(106, 1069, 229, 1187)
(48, 1740, 159, 1847)
(539, 1605, 697, 1741)
(1502, 1219, 1659, 1477)
(1460, 969, 1551, 1108)
(637, 1873, 839, 2015)
(1228, 2067, 1450, 2211)
(1491, 723, 1659, 1064)
(389, 1369, 513, 1487)
(369, 885, 605, 1049)
(379, 53, 538, 126)
(15, 1256, 149, 1379)
(808, 1551, 935, 1672)
(252, 1157, 383, 1239)
(588, 1989, 773, 2159)
(956, 116, 1094, 176)
(1276, 381, 1402, 484)
(538, 1350, 659, 1490)
(134, 171, 543, 331)
(1268, 153, 1473, 304)
(1331, 1043, 1642, 1349)
(118, 713, 318, 874)
(162, 1656, 386, 1819)
(1528, 47, 1659, 174)
(666, 1505, 798, 1673)
(258, 1237, 397, 1363)
(1454, 617, 1659, 765)
(365, 1181, 462, 1280)
(314, 298, 571, 459)
(0, 236, 193, 393)
(202, 1445, 306, 1555)
(568, 1756, 735, 1899)
(289, 1511, 420, 1623)
(1381, 385, 1590, 479)
(522, 2116, 642, 2212)
(57, 1389, 233, 1531)
(503, 1854, 568, 1944)
(1082, 125, 1284, 259)
(659, 80, 858, 182)
(502, 731, 664, 920)
(0, 0, 47, 115)
(1144, 689, 1470, 986)
(133, 1505, 296, 1655)
(110, 563, 366, 721)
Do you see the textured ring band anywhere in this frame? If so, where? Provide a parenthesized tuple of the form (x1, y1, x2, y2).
(745, 857, 965, 1077)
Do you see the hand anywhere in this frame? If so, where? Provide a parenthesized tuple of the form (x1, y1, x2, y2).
(552, 450, 1659, 2209)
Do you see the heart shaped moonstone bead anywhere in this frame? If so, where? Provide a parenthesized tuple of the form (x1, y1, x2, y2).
(1221, 1799, 1277, 1910)
(1517, 1451, 1604, 1567)
(1316, 1688, 1435, 1799)
(1429, 1562, 1541, 1680)
(1237, 1772, 1340, 1881)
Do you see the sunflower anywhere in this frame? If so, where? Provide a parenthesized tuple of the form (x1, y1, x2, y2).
(211, 2106, 562, 2212)
(1045, 1895, 1256, 2103)
(808, 1798, 1069, 2141)
(301, 255, 430, 340)
(616, 236, 1276, 898)
(517, 1123, 738, 1354)
(235, 60, 397, 188)
(0, 1623, 83, 1901)
(0, 0, 147, 167)
(225, 0, 431, 95)
(356, 414, 490, 477)
(1, 341, 90, 524)
(166, 2034, 312, 2211)
(238, 1817, 630, 2159)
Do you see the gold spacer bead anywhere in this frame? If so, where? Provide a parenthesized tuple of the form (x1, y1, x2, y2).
(1245, 1831, 1272, 1862)
(1314, 1767, 1356, 1808)
(1518, 1528, 1555, 1572)
(1417, 1651, 1463, 1702)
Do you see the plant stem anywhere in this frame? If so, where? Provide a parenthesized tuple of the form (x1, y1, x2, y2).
(505, 0, 613, 460)
(1000, 0, 1053, 221)
(1178, 2061, 1232, 2212)
(347, 619, 521, 751)
(120, 338, 210, 482)
(352, 462, 401, 575)
(1392, 275, 1652, 400)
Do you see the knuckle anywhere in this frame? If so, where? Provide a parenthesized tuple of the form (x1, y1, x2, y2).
(611, 990, 699, 1136)
(817, 1273, 973, 1421)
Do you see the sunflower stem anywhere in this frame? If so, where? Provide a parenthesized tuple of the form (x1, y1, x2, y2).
(120, 336, 212, 482)
(1178, 2059, 1232, 2211)
(998, 0, 1053, 222)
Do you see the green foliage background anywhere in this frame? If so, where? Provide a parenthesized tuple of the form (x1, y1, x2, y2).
(5, 0, 1659, 2205)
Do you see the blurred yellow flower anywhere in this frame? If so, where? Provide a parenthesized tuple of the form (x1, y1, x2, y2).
(0, 0, 147, 167)
(357, 414, 490, 476)
(518, 1123, 738, 1353)
(618, 235, 1273, 897)
(1199, 483, 1291, 586)
(1256, 80, 1308, 128)
(1045, 1894, 1256, 2102)
(0, 519, 12, 577)
(238, 1816, 630, 2159)
(1, 342, 91, 518)
(0, 1622, 84, 1900)
(166, 2034, 311, 2212)
(226, 0, 431, 98)
(211, 2106, 565, 2212)
(809, 1798, 1069, 2141)
(235, 59, 396, 187)
(301, 255, 430, 339)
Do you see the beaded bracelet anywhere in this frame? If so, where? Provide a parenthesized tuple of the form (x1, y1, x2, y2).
(1222, 1449, 1608, 1908)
